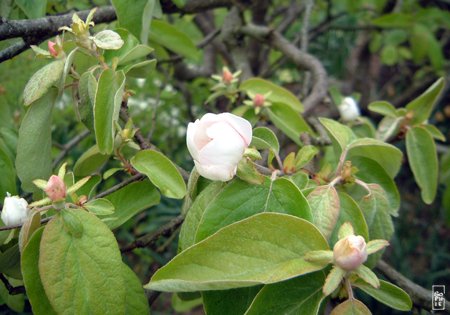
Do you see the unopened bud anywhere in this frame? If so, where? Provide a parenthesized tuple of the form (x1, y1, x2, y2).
(48, 41, 58, 57)
(45, 175, 67, 202)
(253, 94, 265, 107)
(338, 97, 360, 122)
(222, 68, 233, 85)
(1, 193, 29, 226)
(333, 235, 367, 271)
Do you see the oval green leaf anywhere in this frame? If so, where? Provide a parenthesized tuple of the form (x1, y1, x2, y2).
(131, 149, 186, 199)
(307, 185, 340, 240)
(330, 299, 371, 315)
(268, 103, 312, 145)
(146, 212, 329, 292)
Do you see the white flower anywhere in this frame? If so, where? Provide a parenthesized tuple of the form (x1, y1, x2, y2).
(333, 235, 368, 271)
(1, 193, 29, 226)
(187, 113, 252, 181)
(338, 97, 360, 122)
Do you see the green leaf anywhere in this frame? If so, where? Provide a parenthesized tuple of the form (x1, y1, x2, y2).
(244, 272, 326, 315)
(295, 145, 319, 169)
(15, 0, 46, 19)
(330, 299, 371, 315)
(16, 89, 57, 192)
(73, 145, 110, 177)
(203, 286, 262, 315)
(123, 59, 156, 78)
(307, 185, 340, 240)
(323, 266, 346, 296)
(21, 227, 57, 315)
(352, 157, 400, 215)
(251, 127, 279, 153)
(368, 101, 397, 117)
(422, 124, 446, 142)
(39, 210, 126, 314)
(149, 19, 199, 61)
(319, 117, 356, 154)
(84, 198, 115, 215)
(237, 158, 265, 185)
(355, 264, 380, 288)
(94, 69, 126, 154)
(93, 30, 124, 50)
(240, 78, 304, 112)
(406, 126, 438, 204)
(371, 13, 413, 28)
(330, 192, 369, 246)
(18, 210, 41, 253)
(130, 149, 186, 199)
(104, 180, 160, 229)
(61, 209, 84, 238)
(23, 59, 65, 106)
(77, 70, 97, 133)
(376, 116, 402, 142)
(0, 144, 16, 198)
(0, 244, 21, 279)
(405, 77, 445, 125)
(267, 103, 312, 145)
(194, 178, 312, 243)
(122, 264, 150, 314)
(380, 45, 398, 66)
(347, 138, 403, 178)
(353, 279, 412, 311)
(146, 213, 329, 292)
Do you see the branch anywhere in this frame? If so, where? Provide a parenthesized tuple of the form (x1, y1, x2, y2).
(0, 274, 25, 295)
(241, 24, 328, 113)
(121, 215, 184, 253)
(377, 259, 450, 312)
(0, 217, 51, 232)
(94, 174, 145, 199)
(52, 129, 90, 169)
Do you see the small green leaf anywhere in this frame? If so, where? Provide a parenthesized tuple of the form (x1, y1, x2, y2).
(371, 13, 414, 28)
(381, 45, 398, 65)
(23, 59, 65, 106)
(330, 299, 371, 315)
(368, 101, 398, 117)
(353, 279, 412, 311)
(21, 227, 57, 315)
(84, 198, 115, 215)
(338, 222, 355, 240)
(347, 138, 403, 178)
(421, 124, 446, 142)
(304, 250, 333, 266)
(149, 20, 199, 61)
(267, 103, 312, 145)
(16, 89, 57, 192)
(77, 70, 97, 133)
(323, 266, 345, 296)
(307, 185, 340, 240)
(237, 158, 265, 185)
(39, 210, 126, 314)
(130, 149, 186, 199)
(376, 116, 403, 142)
(295, 145, 319, 168)
(244, 272, 327, 315)
(18, 210, 41, 253)
(366, 239, 389, 255)
(73, 145, 110, 177)
(146, 213, 329, 292)
(93, 30, 124, 50)
(355, 264, 380, 288)
(104, 180, 160, 229)
(60, 209, 84, 238)
(94, 69, 126, 154)
(406, 126, 438, 204)
(319, 117, 356, 154)
(251, 127, 279, 153)
(240, 78, 304, 112)
(405, 77, 445, 125)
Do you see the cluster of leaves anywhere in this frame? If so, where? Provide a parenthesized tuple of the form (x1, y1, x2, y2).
(0, 0, 448, 314)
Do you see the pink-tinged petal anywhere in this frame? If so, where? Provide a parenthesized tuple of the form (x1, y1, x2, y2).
(220, 113, 252, 146)
(198, 129, 245, 166)
(186, 121, 200, 161)
(194, 160, 236, 181)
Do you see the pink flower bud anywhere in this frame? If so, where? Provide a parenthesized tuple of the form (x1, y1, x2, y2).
(253, 94, 265, 107)
(333, 235, 368, 271)
(48, 41, 58, 57)
(45, 175, 67, 202)
(222, 68, 233, 85)
(186, 113, 252, 181)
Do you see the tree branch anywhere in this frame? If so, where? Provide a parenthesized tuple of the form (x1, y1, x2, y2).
(52, 129, 90, 169)
(121, 215, 185, 253)
(377, 259, 450, 312)
(241, 24, 328, 113)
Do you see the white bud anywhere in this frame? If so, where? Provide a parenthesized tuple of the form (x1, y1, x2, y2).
(338, 97, 360, 122)
(1, 193, 29, 226)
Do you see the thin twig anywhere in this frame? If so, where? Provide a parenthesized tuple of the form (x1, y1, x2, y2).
(52, 129, 90, 169)
(94, 174, 145, 199)
(0, 217, 51, 232)
(0, 274, 25, 295)
(121, 215, 185, 253)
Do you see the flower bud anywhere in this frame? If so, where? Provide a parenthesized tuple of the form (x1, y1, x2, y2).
(222, 68, 233, 85)
(45, 175, 67, 202)
(187, 113, 252, 181)
(253, 94, 265, 107)
(48, 41, 58, 57)
(338, 97, 360, 122)
(1, 194, 29, 226)
(333, 235, 368, 271)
